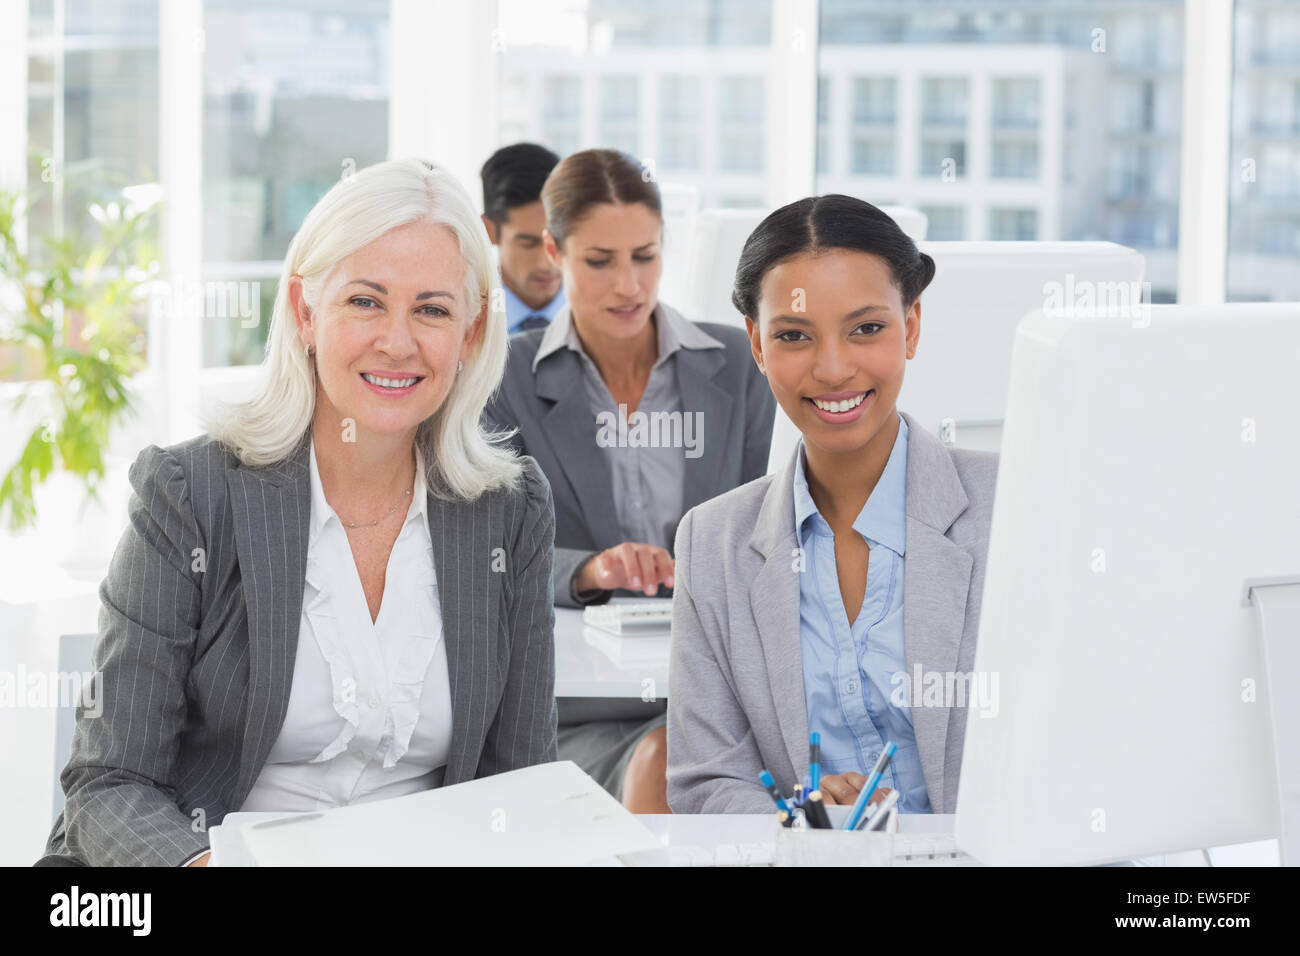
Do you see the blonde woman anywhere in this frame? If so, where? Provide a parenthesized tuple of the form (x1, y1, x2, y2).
(39, 158, 557, 867)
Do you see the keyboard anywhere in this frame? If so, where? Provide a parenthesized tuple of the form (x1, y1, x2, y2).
(583, 600, 673, 635)
(892, 832, 980, 866)
(619, 832, 980, 867)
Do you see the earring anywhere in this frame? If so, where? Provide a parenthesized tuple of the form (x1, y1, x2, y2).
(457, 360, 463, 373)
(304, 343, 314, 357)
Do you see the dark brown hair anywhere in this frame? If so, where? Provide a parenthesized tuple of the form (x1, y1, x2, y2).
(540, 148, 662, 248)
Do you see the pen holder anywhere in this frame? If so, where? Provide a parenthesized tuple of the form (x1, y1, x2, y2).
(773, 826, 894, 867)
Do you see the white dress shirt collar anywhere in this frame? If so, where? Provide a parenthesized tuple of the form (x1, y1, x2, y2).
(308, 437, 428, 544)
(531, 300, 724, 373)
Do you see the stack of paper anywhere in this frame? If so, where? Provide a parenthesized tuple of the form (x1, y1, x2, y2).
(215, 761, 662, 866)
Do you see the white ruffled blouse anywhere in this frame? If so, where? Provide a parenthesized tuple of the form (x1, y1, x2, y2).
(239, 439, 453, 812)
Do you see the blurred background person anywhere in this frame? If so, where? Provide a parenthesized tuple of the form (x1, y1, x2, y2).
(480, 143, 566, 334)
(483, 148, 775, 812)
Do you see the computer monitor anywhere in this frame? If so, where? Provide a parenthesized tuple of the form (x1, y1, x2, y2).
(766, 240, 1147, 473)
(954, 302, 1300, 866)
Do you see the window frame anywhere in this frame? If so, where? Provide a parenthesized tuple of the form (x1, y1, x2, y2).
(1, 0, 1240, 423)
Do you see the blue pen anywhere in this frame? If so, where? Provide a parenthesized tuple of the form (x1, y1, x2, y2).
(809, 732, 822, 793)
(843, 741, 898, 830)
(759, 770, 793, 815)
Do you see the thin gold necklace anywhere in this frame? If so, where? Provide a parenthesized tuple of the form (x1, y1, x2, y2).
(341, 485, 413, 529)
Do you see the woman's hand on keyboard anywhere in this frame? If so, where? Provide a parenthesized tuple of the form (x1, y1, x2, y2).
(819, 772, 892, 809)
(575, 542, 675, 596)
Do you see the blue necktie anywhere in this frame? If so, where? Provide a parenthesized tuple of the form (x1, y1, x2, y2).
(516, 314, 549, 332)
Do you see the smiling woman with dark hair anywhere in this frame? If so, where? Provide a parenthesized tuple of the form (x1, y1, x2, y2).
(667, 194, 999, 816)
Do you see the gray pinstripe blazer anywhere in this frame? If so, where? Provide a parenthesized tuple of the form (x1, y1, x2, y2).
(42, 430, 558, 866)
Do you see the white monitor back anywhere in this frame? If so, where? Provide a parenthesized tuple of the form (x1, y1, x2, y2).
(954, 302, 1300, 865)
(903, 241, 1146, 451)
(766, 240, 1147, 474)
(657, 182, 701, 313)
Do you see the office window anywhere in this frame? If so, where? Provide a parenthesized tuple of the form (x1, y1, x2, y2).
(599, 75, 641, 156)
(584, 0, 770, 45)
(919, 205, 965, 241)
(921, 77, 968, 127)
(920, 78, 967, 177)
(717, 75, 765, 173)
(1109, 7, 1183, 70)
(852, 137, 895, 175)
(991, 140, 1038, 179)
(11, 0, 160, 383)
(202, 0, 389, 367)
(1107, 143, 1179, 206)
(849, 77, 896, 175)
(992, 78, 1040, 130)
(989, 207, 1038, 240)
(920, 138, 966, 178)
(718, 194, 764, 208)
(816, 1, 1183, 299)
(496, 0, 773, 208)
(540, 75, 583, 157)
(1228, 0, 1300, 302)
(817, 75, 830, 174)
(853, 77, 897, 124)
(660, 75, 702, 171)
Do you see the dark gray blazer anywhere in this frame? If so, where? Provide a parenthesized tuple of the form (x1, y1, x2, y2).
(483, 303, 776, 608)
(43, 431, 558, 866)
(667, 412, 999, 814)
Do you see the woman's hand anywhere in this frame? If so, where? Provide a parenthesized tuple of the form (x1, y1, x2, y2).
(818, 772, 891, 809)
(575, 542, 675, 596)
(187, 852, 211, 867)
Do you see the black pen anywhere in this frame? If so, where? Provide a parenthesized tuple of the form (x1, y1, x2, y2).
(804, 790, 833, 829)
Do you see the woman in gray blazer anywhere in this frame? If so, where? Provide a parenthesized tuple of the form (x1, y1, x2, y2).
(482, 149, 775, 812)
(39, 158, 558, 867)
(667, 195, 999, 816)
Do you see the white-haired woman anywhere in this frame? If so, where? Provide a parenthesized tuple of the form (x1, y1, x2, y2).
(38, 158, 558, 868)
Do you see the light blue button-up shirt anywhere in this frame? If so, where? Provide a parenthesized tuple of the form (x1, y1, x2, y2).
(503, 281, 567, 335)
(792, 413, 932, 812)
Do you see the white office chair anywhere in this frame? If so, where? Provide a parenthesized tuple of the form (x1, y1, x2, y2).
(657, 181, 701, 312)
(51, 632, 95, 823)
(679, 205, 928, 330)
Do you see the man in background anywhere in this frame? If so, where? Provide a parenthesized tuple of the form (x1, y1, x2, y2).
(480, 143, 566, 334)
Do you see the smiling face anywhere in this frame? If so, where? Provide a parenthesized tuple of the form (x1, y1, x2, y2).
(544, 201, 663, 344)
(747, 248, 920, 459)
(292, 219, 485, 444)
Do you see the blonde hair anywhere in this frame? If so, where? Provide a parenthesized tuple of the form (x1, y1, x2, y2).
(205, 157, 522, 499)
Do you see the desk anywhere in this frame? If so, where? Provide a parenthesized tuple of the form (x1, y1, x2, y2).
(211, 807, 1280, 867)
(209, 810, 954, 867)
(553, 604, 671, 699)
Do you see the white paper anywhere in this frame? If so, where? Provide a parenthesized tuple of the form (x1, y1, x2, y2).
(221, 761, 662, 866)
